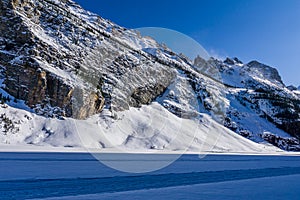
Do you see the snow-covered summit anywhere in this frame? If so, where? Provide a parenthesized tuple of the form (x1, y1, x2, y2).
(247, 61, 283, 84)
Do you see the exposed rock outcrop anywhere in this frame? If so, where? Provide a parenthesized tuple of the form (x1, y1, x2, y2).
(0, 0, 175, 119)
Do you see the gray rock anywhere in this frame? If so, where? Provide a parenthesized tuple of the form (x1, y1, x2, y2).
(0, 0, 175, 119)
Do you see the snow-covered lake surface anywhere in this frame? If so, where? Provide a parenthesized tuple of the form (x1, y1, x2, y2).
(1, 153, 300, 199)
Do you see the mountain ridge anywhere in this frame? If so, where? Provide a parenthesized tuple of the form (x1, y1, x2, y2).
(0, 0, 300, 152)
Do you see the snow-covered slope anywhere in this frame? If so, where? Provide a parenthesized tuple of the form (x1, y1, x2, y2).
(0, 0, 299, 153)
(0, 101, 282, 154)
(212, 58, 300, 150)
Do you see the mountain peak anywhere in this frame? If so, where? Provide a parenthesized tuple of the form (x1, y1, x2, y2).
(224, 57, 243, 65)
(246, 60, 283, 85)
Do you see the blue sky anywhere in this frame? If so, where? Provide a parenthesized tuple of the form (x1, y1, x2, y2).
(75, 0, 300, 86)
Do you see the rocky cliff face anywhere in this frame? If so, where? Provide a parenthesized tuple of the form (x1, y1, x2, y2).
(0, 0, 300, 151)
(0, 0, 177, 119)
(0, 0, 85, 118)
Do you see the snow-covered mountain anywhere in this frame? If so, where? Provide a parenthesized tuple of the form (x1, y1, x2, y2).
(0, 0, 299, 153)
(212, 58, 300, 151)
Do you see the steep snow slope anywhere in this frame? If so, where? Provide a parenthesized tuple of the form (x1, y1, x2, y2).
(0, 101, 282, 154)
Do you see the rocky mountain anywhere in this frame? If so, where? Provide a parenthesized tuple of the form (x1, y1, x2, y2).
(0, 0, 299, 152)
(212, 58, 300, 150)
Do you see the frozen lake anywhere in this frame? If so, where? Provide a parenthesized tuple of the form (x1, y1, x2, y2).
(1, 153, 300, 199)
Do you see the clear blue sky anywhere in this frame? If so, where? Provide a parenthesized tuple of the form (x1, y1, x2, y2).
(74, 0, 300, 86)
